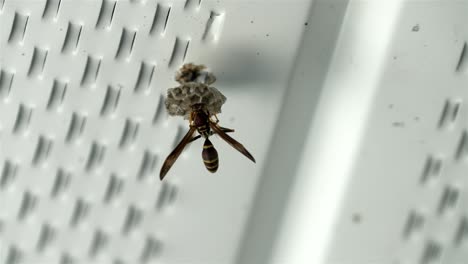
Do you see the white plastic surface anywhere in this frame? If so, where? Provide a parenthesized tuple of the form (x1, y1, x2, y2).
(266, 1, 468, 264)
(0, 0, 310, 263)
(1, 0, 468, 264)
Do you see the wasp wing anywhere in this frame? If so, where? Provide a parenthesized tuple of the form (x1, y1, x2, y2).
(160, 126, 197, 180)
(209, 122, 256, 163)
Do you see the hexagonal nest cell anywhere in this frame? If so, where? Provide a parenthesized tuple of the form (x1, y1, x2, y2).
(165, 63, 226, 119)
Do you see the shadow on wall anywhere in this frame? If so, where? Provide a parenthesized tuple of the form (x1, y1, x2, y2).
(210, 44, 284, 87)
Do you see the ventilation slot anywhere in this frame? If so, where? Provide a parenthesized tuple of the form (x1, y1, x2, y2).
(50, 168, 72, 197)
(134, 62, 155, 93)
(119, 119, 139, 149)
(168, 37, 190, 67)
(103, 174, 124, 203)
(420, 155, 443, 184)
(114, 259, 125, 264)
(85, 142, 106, 172)
(420, 240, 442, 264)
(32, 136, 53, 165)
(0, 160, 18, 189)
(437, 185, 459, 216)
(152, 95, 165, 124)
(455, 131, 468, 160)
(454, 217, 468, 246)
(156, 182, 177, 210)
(171, 125, 186, 148)
(438, 99, 461, 129)
(8, 12, 29, 44)
(6, 245, 22, 264)
(28, 47, 48, 77)
(42, 0, 62, 20)
(403, 210, 425, 239)
(17, 191, 37, 220)
(184, 0, 202, 10)
(60, 253, 74, 264)
(122, 205, 142, 234)
(47, 79, 67, 110)
(100, 85, 121, 117)
(61, 22, 82, 54)
(89, 229, 108, 257)
(140, 237, 162, 263)
(0, 69, 14, 99)
(70, 199, 90, 227)
(115, 28, 136, 60)
(66, 112, 87, 143)
(202, 11, 224, 42)
(149, 4, 171, 36)
(80, 56, 101, 87)
(12, 104, 33, 134)
(456, 42, 468, 73)
(96, 0, 116, 29)
(36, 223, 56, 252)
(138, 151, 157, 180)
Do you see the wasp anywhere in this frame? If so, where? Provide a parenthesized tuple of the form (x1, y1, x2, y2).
(159, 63, 255, 180)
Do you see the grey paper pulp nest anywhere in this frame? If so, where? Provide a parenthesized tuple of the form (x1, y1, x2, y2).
(165, 63, 226, 119)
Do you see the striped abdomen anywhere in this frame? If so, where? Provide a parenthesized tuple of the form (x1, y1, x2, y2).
(202, 139, 218, 173)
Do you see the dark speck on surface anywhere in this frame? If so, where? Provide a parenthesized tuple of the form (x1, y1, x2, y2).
(412, 24, 420, 32)
(392, 121, 405, 128)
(250, 20, 254, 24)
(352, 213, 362, 224)
(388, 104, 394, 109)
(304, 22, 308, 26)
(393, 56, 397, 60)
(414, 116, 420, 121)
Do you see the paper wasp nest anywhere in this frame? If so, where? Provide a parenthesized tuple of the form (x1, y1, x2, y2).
(166, 63, 226, 119)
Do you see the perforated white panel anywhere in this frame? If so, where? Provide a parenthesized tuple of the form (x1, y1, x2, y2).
(260, 1, 468, 264)
(3, 0, 467, 264)
(321, 2, 468, 264)
(0, 0, 311, 263)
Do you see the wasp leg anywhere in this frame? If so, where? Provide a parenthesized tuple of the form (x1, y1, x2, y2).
(217, 126, 235, 133)
(215, 126, 234, 133)
(211, 114, 219, 124)
(189, 135, 201, 143)
(189, 112, 194, 126)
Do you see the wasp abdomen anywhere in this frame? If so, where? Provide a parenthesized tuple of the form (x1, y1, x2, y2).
(202, 139, 218, 173)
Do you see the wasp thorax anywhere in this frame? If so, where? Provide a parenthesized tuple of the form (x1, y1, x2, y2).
(202, 139, 219, 173)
